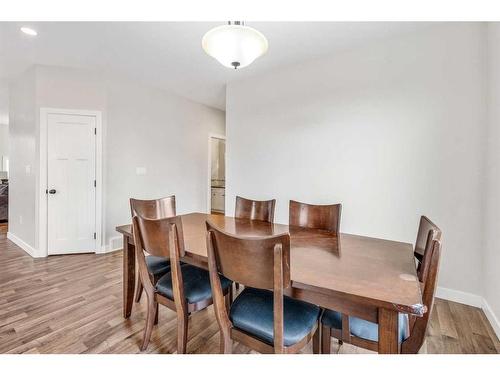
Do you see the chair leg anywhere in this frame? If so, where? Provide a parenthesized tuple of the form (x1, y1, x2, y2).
(313, 326, 321, 354)
(177, 311, 188, 354)
(220, 333, 232, 354)
(140, 295, 157, 351)
(154, 303, 159, 325)
(224, 291, 231, 315)
(321, 325, 332, 354)
(135, 277, 143, 303)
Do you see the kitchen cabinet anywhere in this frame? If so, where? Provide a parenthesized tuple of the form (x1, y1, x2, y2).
(211, 187, 225, 213)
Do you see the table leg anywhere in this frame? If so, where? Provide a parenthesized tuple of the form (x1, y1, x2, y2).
(312, 325, 321, 354)
(378, 307, 399, 354)
(123, 235, 136, 318)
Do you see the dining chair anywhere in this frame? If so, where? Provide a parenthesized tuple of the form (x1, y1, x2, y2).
(289, 200, 342, 235)
(289, 199, 342, 346)
(413, 216, 442, 282)
(132, 215, 233, 353)
(235, 195, 276, 223)
(206, 221, 321, 354)
(233, 195, 276, 290)
(320, 234, 442, 354)
(130, 196, 176, 303)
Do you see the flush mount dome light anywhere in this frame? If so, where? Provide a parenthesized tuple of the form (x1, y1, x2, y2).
(202, 21, 268, 69)
(20, 27, 38, 36)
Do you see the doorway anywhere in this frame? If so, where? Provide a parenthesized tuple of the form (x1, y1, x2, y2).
(0, 123, 8, 234)
(39, 108, 102, 256)
(208, 134, 226, 215)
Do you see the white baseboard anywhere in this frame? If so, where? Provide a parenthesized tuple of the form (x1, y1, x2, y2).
(6, 232, 41, 258)
(97, 246, 122, 254)
(96, 235, 123, 254)
(436, 287, 483, 308)
(482, 298, 500, 340)
(437, 286, 499, 340)
(7, 231, 122, 256)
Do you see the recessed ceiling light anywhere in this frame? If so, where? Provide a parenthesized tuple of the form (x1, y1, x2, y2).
(20, 27, 37, 36)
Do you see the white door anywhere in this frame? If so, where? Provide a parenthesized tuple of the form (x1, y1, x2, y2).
(47, 113, 96, 255)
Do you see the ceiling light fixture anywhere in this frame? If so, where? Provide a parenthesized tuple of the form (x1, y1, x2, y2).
(202, 21, 268, 70)
(20, 27, 38, 36)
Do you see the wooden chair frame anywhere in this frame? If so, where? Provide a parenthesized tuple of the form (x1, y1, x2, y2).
(414, 216, 442, 282)
(235, 196, 276, 223)
(289, 200, 342, 235)
(233, 195, 276, 290)
(132, 215, 232, 353)
(206, 221, 320, 354)
(130, 196, 176, 303)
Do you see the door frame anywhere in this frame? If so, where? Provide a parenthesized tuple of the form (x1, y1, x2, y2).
(38, 108, 103, 257)
(206, 133, 226, 214)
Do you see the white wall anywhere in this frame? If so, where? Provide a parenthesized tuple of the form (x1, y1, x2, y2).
(105, 79, 224, 247)
(483, 23, 500, 334)
(226, 23, 486, 296)
(8, 65, 225, 253)
(0, 82, 9, 173)
(0, 124, 8, 166)
(36, 66, 107, 111)
(8, 67, 37, 247)
(0, 80, 8, 127)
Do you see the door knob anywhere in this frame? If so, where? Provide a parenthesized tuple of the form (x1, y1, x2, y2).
(47, 189, 57, 194)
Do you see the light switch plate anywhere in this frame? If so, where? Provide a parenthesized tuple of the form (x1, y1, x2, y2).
(136, 167, 147, 175)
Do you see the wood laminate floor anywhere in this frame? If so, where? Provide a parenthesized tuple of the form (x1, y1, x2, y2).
(0, 227, 498, 354)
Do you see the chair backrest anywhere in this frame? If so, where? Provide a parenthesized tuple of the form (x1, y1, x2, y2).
(234, 196, 276, 223)
(130, 195, 176, 219)
(132, 215, 186, 314)
(402, 238, 442, 354)
(206, 221, 291, 352)
(414, 216, 442, 282)
(206, 221, 290, 290)
(289, 200, 342, 235)
(132, 215, 185, 259)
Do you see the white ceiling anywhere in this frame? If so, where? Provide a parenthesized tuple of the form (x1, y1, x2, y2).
(0, 22, 438, 110)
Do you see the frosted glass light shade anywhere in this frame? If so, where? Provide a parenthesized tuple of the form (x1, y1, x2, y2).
(202, 24, 268, 69)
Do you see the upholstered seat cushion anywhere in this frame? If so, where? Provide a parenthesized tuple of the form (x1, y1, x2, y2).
(321, 309, 409, 342)
(145, 255, 171, 277)
(155, 264, 232, 304)
(229, 287, 320, 347)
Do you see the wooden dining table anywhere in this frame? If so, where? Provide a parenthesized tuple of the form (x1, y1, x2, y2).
(116, 212, 425, 354)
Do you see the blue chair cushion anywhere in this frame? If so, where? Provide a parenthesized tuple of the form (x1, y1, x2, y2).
(155, 264, 232, 304)
(145, 255, 171, 277)
(321, 309, 409, 342)
(229, 287, 320, 347)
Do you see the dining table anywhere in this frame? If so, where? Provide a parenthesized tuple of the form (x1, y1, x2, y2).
(116, 212, 425, 354)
